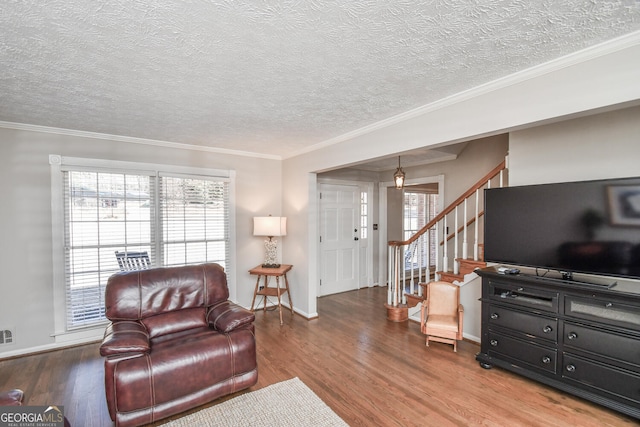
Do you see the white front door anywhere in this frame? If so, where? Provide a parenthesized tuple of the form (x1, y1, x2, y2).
(319, 184, 359, 296)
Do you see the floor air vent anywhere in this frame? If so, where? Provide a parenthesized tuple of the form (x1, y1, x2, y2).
(0, 329, 14, 345)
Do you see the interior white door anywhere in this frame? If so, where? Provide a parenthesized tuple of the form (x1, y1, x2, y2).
(319, 184, 359, 296)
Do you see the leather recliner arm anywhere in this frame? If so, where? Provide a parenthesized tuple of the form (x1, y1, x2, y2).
(99, 320, 150, 358)
(207, 301, 255, 333)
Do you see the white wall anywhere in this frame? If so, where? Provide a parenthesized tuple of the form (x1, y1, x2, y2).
(509, 105, 640, 186)
(0, 128, 281, 356)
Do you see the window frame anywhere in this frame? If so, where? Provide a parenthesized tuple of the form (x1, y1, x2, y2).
(50, 155, 236, 342)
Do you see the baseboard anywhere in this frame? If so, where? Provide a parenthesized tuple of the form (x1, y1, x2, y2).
(0, 336, 102, 361)
(463, 333, 480, 344)
(246, 299, 317, 320)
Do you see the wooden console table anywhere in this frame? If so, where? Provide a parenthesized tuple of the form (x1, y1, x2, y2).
(249, 264, 293, 325)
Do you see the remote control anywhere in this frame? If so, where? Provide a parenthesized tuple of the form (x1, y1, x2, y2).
(497, 267, 520, 275)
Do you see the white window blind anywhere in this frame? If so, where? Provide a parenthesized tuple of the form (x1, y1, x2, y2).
(61, 167, 230, 329)
(159, 175, 229, 269)
(403, 191, 439, 271)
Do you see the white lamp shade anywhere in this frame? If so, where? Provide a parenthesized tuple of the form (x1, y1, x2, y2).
(253, 216, 287, 237)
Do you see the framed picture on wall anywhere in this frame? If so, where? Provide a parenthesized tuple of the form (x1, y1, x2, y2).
(607, 185, 640, 226)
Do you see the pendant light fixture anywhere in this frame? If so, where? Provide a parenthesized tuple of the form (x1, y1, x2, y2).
(393, 156, 405, 189)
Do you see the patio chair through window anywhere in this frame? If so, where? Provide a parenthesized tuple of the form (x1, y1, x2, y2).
(115, 251, 150, 271)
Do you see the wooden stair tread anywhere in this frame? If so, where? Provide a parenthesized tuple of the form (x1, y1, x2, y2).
(457, 258, 486, 267)
(438, 271, 464, 282)
(405, 292, 425, 308)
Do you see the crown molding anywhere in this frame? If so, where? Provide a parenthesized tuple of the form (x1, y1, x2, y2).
(285, 30, 640, 160)
(0, 121, 282, 161)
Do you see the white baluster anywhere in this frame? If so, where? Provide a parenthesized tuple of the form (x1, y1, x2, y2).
(388, 245, 393, 305)
(413, 241, 417, 296)
(435, 221, 440, 281)
(443, 215, 449, 273)
(418, 231, 429, 288)
(418, 234, 424, 296)
(453, 206, 459, 275)
(394, 246, 400, 306)
(474, 188, 479, 261)
(462, 198, 468, 260)
(402, 242, 413, 301)
(425, 229, 430, 287)
(401, 246, 405, 305)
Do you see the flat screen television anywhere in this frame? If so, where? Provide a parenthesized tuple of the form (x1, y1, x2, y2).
(484, 176, 640, 281)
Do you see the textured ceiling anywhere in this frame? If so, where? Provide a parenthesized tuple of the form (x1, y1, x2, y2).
(1, 1, 640, 161)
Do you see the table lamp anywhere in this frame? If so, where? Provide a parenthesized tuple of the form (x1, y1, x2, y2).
(253, 216, 287, 268)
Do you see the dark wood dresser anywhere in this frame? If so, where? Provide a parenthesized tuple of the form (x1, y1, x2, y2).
(476, 267, 640, 419)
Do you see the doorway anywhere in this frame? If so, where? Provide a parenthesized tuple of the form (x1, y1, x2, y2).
(318, 182, 372, 296)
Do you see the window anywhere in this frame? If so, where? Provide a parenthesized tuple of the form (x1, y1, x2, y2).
(159, 175, 229, 267)
(403, 190, 439, 271)
(360, 191, 368, 240)
(64, 170, 154, 325)
(52, 156, 233, 330)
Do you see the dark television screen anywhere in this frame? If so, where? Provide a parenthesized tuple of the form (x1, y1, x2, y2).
(484, 177, 640, 279)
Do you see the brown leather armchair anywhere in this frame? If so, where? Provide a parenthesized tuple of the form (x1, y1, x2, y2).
(0, 389, 23, 406)
(100, 263, 258, 427)
(420, 281, 464, 352)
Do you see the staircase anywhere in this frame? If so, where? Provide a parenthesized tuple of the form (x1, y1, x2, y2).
(386, 160, 507, 321)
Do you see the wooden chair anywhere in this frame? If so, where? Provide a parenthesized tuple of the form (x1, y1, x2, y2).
(115, 250, 150, 271)
(421, 281, 464, 352)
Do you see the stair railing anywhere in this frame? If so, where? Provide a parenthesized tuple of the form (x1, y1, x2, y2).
(387, 160, 507, 307)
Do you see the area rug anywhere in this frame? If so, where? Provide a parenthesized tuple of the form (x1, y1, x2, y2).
(159, 377, 349, 427)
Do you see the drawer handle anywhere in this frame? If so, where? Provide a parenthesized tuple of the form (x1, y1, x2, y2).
(567, 332, 578, 340)
(543, 325, 553, 334)
(490, 339, 498, 347)
(517, 287, 524, 291)
(490, 313, 499, 320)
(605, 302, 613, 308)
(542, 356, 551, 364)
(566, 364, 576, 373)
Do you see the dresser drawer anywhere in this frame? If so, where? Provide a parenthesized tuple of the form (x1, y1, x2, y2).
(562, 353, 640, 405)
(488, 305, 558, 342)
(563, 322, 640, 369)
(488, 280, 558, 312)
(565, 294, 640, 329)
(487, 332, 557, 374)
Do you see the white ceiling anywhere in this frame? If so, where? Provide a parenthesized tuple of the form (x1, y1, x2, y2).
(2, 1, 640, 165)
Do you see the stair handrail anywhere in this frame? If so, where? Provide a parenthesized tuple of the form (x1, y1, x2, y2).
(389, 160, 505, 248)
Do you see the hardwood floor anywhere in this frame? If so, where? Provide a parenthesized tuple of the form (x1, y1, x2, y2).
(0, 286, 636, 426)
